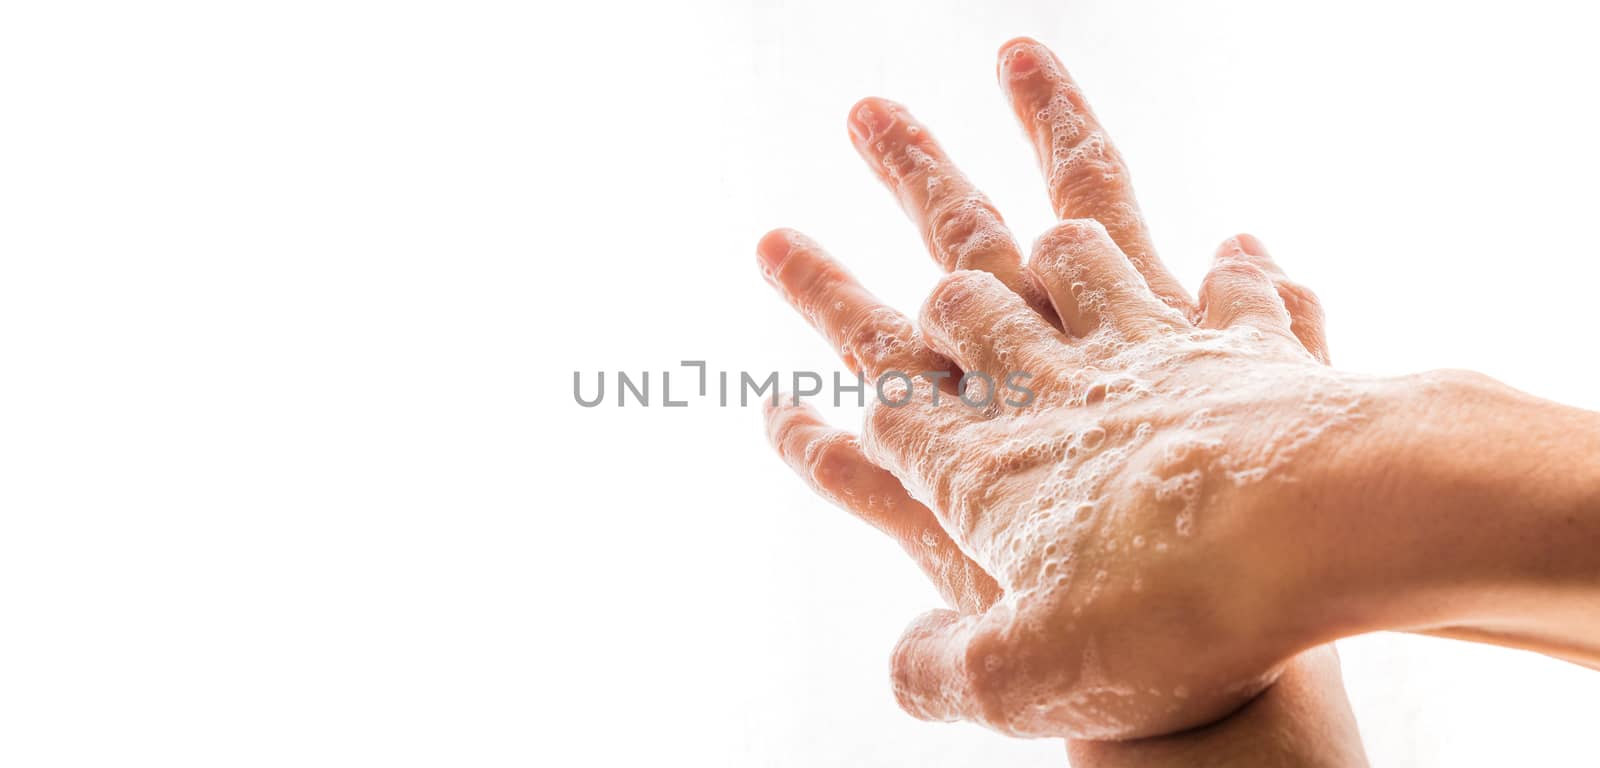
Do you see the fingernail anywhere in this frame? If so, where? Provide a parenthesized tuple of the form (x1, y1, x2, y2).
(756, 228, 796, 284)
(1214, 237, 1243, 263)
(850, 100, 893, 144)
(1235, 233, 1269, 257)
(1000, 43, 1041, 79)
(848, 120, 867, 144)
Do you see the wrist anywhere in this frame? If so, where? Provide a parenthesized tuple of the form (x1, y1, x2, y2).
(1065, 646, 1368, 768)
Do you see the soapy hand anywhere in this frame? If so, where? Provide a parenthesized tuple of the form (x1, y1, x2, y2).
(759, 38, 1367, 740)
(760, 223, 1368, 739)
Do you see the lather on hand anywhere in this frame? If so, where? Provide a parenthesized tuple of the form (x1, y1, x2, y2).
(758, 37, 1600, 742)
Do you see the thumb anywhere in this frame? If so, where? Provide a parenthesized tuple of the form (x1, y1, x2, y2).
(890, 607, 1016, 727)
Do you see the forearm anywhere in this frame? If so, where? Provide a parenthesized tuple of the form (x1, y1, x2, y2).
(1074, 369, 1598, 765)
(1291, 370, 1600, 663)
(1066, 647, 1367, 768)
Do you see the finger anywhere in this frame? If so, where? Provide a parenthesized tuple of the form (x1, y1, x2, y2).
(890, 606, 1026, 729)
(920, 270, 1070, 387)
(758, 228, 959, 469)
(1027, 219, 1185, 339)
(890, 609, 983, 722)
(847, 97, 1052, 315)
(764, 398, 1002, 614)
(1215, 234, 1330, 363)
(1197, 258, 1294, 340)
(758, 227, 949, 379)
(997, 37, 1193, 313)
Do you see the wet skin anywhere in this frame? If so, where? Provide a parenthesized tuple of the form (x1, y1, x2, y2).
(758, 37, 1600, 743)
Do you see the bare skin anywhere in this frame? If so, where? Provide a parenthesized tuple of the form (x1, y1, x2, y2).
(1064, 646, 1367, 768)
(760, 220, 1371, 741)
(757, 36, 1600, 746)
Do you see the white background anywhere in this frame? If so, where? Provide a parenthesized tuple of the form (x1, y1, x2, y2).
(3, 0, 1599, 765)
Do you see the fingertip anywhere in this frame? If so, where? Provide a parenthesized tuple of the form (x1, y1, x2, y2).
(1235, 232, 1269, 257)
(1215, 232, 1271, 259)
(848, 96, 898, 145)
(1214, 233, 1285, 277)
(762, 391, 804, 445)
(997, 36, 1043, 62)
(998, 35, 1043, 51)
(997, 37, 1044, 82)
(760, 392, 785, 421)
(757, 227, 803, 277)
(763, 390, 805, 419)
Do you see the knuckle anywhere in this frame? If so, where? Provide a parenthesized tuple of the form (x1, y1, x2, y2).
(960, 624, 1021, 729)
(1029, 218, 1109, 273)
(864, 399, 908, 442)
(1026, 68, 1088, 123)
(1274, 279, 1323, 314)
(862, 384, 927, 456)
(961, 635, 1000, 709)
(840, 306, 914, 369)
(1208, 259, 1270, 284)
(927, 197, 1011, 270)
(878, 141, 936, 191)
(923, 270, 993, 327)
(790, 259, 850, 303)
(928, 445, 1010, 539)
(1047, 133, 1128, 197)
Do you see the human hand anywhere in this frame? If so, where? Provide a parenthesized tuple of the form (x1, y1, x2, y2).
(759, 37, 1376, 740)
(759, 221, 1371, 739)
